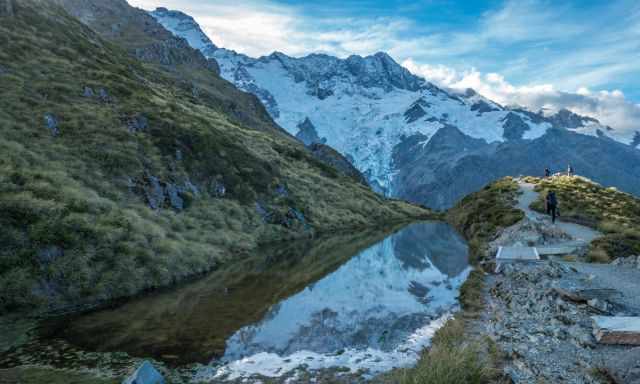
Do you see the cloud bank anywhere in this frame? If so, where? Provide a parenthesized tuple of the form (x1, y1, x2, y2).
(402, 60, 640, 141)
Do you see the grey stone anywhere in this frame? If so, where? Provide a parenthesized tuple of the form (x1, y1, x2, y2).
(98, 88, 111, 102)
(44, 113, 59, 136)
(122, 360, 164, 384)
(212, 180, 226, 197)
(144, 175, 164, 210)
(83, 86, 94, 97)
(127, 114, 148, 133)
(275, 184, 288, 197)
(165, 184, 184, 210)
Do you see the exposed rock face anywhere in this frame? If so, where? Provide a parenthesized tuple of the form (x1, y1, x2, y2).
(392, 125, 497, 209)
(471, 100, 500, 114)
(549, 108, 598, 129)
(295, 117, 325, 146)
(308, 143, 368, 185)
(403, 98, 430, 123)
(150, 7, 218, 58)
(501, 112, 530, 140)
(393, 126, 640, 210)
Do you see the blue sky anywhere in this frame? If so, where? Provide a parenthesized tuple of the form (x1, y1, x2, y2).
(130, 0, 640, 135)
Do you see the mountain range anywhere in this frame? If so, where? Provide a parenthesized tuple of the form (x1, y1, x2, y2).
(152, 6, 640, 210)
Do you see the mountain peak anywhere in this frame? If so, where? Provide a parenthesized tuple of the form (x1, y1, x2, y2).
(150, 6, 218, 55)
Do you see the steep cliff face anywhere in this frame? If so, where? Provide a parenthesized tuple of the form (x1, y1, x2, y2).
(0, 0, 429, 313)
(150, 7, 640, 210)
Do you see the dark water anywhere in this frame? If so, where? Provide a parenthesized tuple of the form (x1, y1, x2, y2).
(45, 221, 469, 378)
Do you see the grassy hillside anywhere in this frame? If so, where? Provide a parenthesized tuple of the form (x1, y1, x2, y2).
(446, 177, 524, 264)
(527, 175, 640, 262)
(0, 0, 430, 313)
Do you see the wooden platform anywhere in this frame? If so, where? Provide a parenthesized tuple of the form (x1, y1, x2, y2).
(592, 316, 640, 345)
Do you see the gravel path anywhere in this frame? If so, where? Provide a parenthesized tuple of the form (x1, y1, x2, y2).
(469, 180, 640, 383)
(517, 182, 602, 245)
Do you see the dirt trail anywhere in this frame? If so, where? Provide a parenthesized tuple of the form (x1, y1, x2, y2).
(516, 181, 602, 245)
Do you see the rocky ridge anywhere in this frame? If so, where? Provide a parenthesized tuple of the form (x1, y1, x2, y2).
(467, 178, 640, 383)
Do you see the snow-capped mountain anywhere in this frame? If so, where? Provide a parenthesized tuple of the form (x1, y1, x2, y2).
(150, 7, 218, 57)
(151, 7, 640, 209)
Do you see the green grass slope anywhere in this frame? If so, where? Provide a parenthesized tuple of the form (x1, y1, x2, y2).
(527, 175, 640, 262)
(446, 177, 524, 264)
(0, 0, 430, 313)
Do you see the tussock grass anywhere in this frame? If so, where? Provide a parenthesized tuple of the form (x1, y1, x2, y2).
(446, 177, 524, 263)
(0, 1, 431, 313)
(379, 272, 497, 384)
(528, 175, 640, 261)
(394, 323, 489, 384)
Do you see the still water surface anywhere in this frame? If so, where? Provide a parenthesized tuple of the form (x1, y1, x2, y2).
(53, 221, 469, 380)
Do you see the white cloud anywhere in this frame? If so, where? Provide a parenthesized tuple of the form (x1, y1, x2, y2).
(404, 59, 640, 142)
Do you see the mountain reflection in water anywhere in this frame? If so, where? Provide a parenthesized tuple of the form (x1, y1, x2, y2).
(50, 221, 469, 379)
(202, 221, 469, 380)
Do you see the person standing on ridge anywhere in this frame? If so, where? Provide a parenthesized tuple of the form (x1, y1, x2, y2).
(567, 164, 574, 176)
(546, 190, 558, 224)
(545, 167, 551, 178)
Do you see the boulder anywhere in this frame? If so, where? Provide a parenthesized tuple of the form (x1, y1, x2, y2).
(98, 88, 111, 102)
(44, 113, 59, 136)
(83, 86, 94, 97)
(126, 114, 148, 133)
(122, 361, 164, 384)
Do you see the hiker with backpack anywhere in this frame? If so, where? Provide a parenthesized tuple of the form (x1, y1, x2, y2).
(546, 190, 558, 224)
